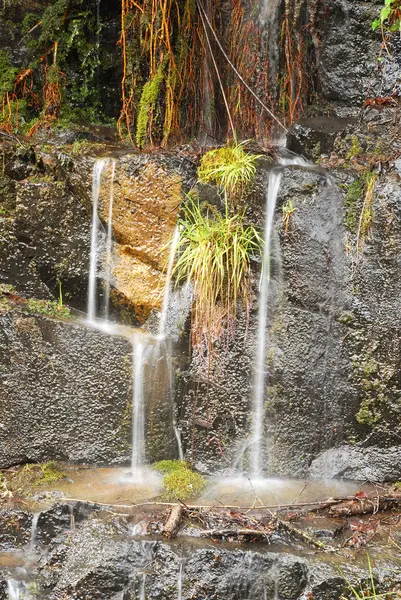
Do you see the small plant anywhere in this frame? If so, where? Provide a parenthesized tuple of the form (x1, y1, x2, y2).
(173, 196, 262, 358)
(339, 554, 393, 600)
(26, 298, 70, 319)
(356, 172, 377, 255)
(198, 141, 261, 198)
(282, 199, 295, 233)
(154, 460, 206, 501)
(372, 0, 401, 34)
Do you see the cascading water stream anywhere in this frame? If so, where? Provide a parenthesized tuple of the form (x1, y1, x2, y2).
(250, 154, 329, 477)
(131, 335, 146, 478)
(250, 168, 283, 478)
(158, 225, 180, 338)
(87, 157, 116, 323)
(103, 159, 116, 320)
(7, 580, 31, 600)
(87, 158, 109, 323)
(29, 512, 40, 554)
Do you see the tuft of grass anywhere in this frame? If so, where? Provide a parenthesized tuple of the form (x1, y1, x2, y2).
(339, 554, 394, 600)
(198, 141, 261, 197)
(356, 172, 377, 255)
(173, 196, 262, 358)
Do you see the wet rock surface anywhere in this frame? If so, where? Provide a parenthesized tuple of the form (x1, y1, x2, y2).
(0, 309, 132, 468)
(0, 504, 399, 600)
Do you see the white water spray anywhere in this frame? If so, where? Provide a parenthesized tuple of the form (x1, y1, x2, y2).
(7, 580, 31, 600)
(87, 158, 110, 323)
(29, 512, 40, 554)
(131, 335, 146, 478)
(158, 225, 180, 338)
(250, 168, 283, 477)
(103, 159, 116, 319)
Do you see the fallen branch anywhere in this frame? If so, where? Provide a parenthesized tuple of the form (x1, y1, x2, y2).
(199, 528, 271, 541)
(329, 496, 401, 517)
(163, 505, 183, 539)
(276, 518, 328, 550)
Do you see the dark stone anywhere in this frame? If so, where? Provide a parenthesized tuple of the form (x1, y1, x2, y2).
(287, 117, 355, 159)
(0, 310, 132, 468)
(0, 509, 32, 551)
(313, 0, 401, 104)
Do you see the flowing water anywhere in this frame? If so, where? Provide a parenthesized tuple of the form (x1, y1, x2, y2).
(158, 225, 180, 338)
(7, 580, 31, 600)
(131, 335, 146, 478)
(250, 167, 283, 477)
(177, 562, 183, 600)
(29, 513, 40, 554)
(250, 154, 327, 477)
(103, 159, 116, 320)
(87, 157, 110, 323)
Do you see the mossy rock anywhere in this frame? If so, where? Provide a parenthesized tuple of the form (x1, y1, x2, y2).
(153, 460, 206, 500)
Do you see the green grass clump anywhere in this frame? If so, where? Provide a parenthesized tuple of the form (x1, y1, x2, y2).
(5, 462, 66, 496)
(173, 196, 262, 355)
(40, 461, 66, 484)
(26, 298, 70, 319)
(198, 141, 261, 196)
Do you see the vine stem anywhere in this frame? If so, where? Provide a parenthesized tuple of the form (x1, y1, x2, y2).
(197, 1, 236, 142)
(196, 0, 288, 134)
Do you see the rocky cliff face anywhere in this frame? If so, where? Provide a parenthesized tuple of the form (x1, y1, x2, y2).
(0, 0, 400, 480)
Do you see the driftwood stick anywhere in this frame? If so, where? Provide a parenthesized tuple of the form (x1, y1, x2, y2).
(276, 518, 327, 550)
(329, 496, 401, 517)
(54, 497, 351, 511)
(163, 505, 184, 539)
(199, 528, 271, 540)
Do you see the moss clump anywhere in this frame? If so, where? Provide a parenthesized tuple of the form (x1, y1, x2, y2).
(344, 178, 364, 233)
(40, 461, 66, 484)
(6, 462, 66, 495)
(0, 50, 17, 97)
(136, 62, 165, 148)
(346, 136, 364, 160)
(26, 298, 70, 319)
(154, 460, 206, 501)
(153, 459, 189, 474)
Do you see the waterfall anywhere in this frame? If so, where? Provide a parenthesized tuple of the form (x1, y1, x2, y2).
(87, 157, 116, 323)
(140, 573, 146, 600)
(131, 335, 146, 478)
(7, 580, 31, 600)
(250, 168, 283, 478)
(29, 512, 40, 553)
(250, 153, 325, 477)
(177, 562, 183, 600)
(87, 158, 109, 323)
(158, 225, 180, 338)
(103, 159, 116, 320)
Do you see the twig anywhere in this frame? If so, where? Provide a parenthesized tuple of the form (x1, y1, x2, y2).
(195, 0, 288, 133)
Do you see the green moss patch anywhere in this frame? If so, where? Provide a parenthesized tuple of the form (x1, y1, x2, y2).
(5, 461, 66, 496)
(153, 460, 206, 501)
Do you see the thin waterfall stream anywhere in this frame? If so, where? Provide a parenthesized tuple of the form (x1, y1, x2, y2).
(250, 154, 330, 477)
(86, 157, 184, 478)
(104, 159, 116, 320)
(251, 166, 283, 477)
